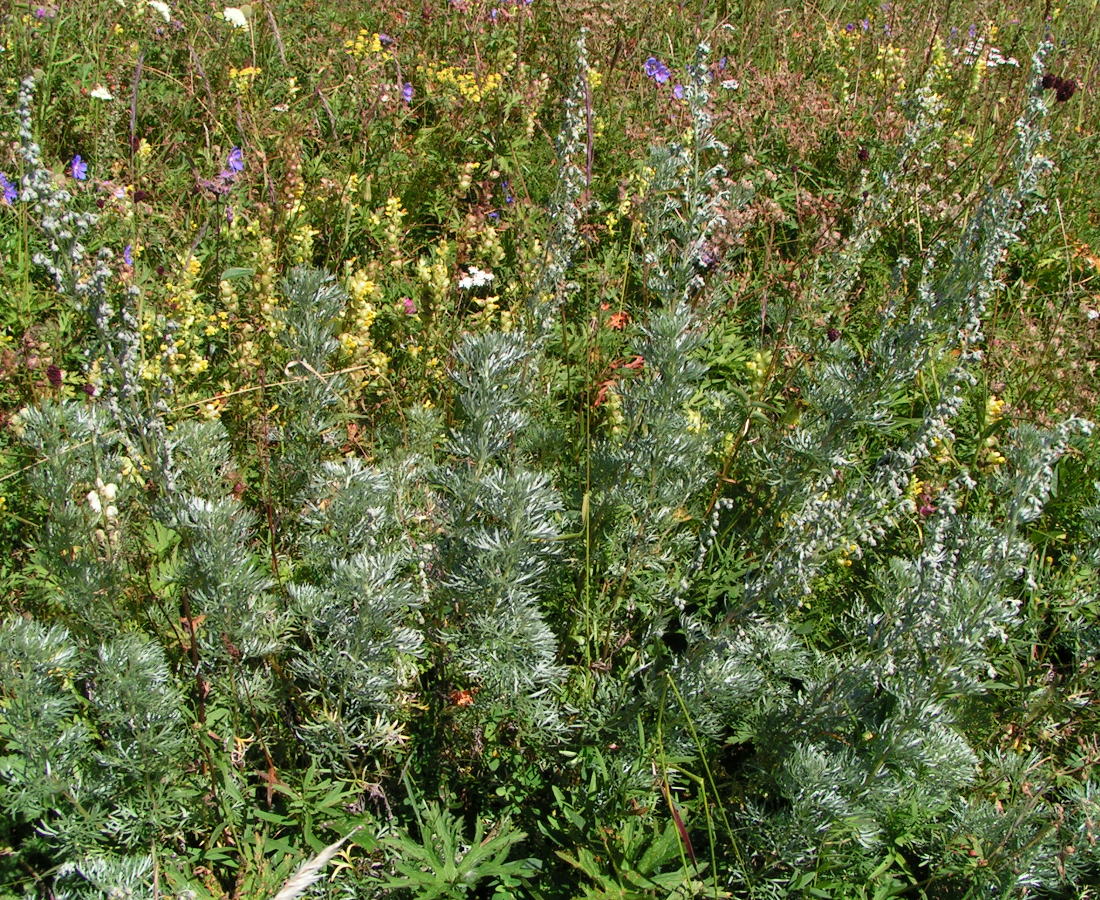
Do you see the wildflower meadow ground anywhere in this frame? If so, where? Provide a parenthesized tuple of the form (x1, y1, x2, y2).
(1, 1, 1099, 897)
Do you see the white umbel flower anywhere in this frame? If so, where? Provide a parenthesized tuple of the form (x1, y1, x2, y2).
(223, 6, 249, 28)
(146, 1, 171, 22)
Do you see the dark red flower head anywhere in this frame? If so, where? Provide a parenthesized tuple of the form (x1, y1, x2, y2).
(1055, 78, 1077, 102)
(1042, 74, 1078, 103)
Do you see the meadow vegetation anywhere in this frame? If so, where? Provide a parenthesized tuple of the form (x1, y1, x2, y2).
(1, 0, 1099, 897)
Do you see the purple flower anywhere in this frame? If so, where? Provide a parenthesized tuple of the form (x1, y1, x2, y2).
(123, 244, 134, 266)
(378, 32, 393, 45)
(0, 173, 16, 205)
(401, 296, 416, 315)
(844, 22, 856, 32)
(226, 147, 244, 173)
(70, 154, 87, 181)
(402, 82, 414, 103)
(672, 83, 684, 100)
(644, 56, 671, 84)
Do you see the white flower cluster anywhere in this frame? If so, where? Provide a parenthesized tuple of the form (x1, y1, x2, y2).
(223, 6, 249, 28)
(985, 46, 1019, 68)
(146, 0, 171, 23)
(958, 38, 1018, 69)
(457, 266, 494, 290)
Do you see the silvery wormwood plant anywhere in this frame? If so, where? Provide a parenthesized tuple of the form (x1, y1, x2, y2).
(631, 39, 1100, 894)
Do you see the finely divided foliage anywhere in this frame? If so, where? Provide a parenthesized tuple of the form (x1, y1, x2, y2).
(1, 9, 1099, 899)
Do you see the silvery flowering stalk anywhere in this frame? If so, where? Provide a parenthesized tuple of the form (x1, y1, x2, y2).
(525, 29, 593, 340)
(811, 80, 950, 319)
(15, 76, 98, 299)
(14, 75, 174, 487)
(641, 43, 731, 310)
(739, 40, 1059, 611)
(688, 71, 952, 591)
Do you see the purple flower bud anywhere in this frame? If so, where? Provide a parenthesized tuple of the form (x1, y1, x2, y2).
(672, 83, 684, 100)
(402, 82, 414, 103)
(401, 296, 417, 315)
(123, 244, 133, 266)
(46, 364, 63, 387)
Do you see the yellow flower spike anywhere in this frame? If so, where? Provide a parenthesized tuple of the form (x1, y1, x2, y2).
(985, 395, 1006, 422)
